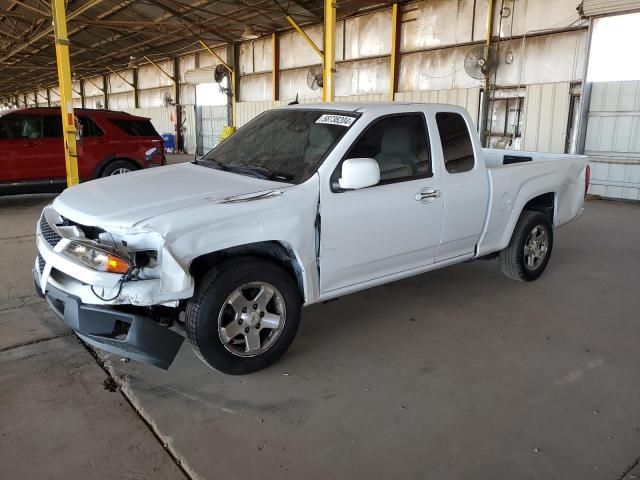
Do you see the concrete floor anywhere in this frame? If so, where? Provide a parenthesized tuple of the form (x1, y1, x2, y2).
(1, 175, 639, 479)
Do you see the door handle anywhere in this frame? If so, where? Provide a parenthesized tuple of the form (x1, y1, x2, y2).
(415, 188, 441, 203)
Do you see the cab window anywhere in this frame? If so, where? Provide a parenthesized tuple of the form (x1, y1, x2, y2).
(435, 112, 475, 174)
(342, 113, 432, 184)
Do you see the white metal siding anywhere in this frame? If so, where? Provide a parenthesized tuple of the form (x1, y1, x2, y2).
(130, 107, 174, 135)
(585, 81, 640, 157)
(395, 88, 481, 126)
(200, 105, 228, 151)
(588, 159, 640, 200)
(581, 0, 640, 16)
(182, 105, 197, 154)
(585, 80, 640, 200)
(522, 82, 571, 153)
(236, 89, 480, 128)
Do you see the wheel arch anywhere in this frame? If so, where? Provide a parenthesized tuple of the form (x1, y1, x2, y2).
(95, 156, 142, 178)
(483, 190, 557, 256)
(522, 192, 556, 225)
(504, 191, 556, 247)
(188, 241, 309, 304)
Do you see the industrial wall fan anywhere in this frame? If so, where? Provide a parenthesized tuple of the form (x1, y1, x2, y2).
(307, 66, 323, 90)
(464, 45, 499, 80)
(163, 91, 175, 107)
(214, 64, 232, 95)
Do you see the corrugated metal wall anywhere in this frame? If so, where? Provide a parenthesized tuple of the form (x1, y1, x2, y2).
(585, 81, 640, 200)
(395, 88, 480, 125)
(522, 82, 571, 153)
(130, 107, 174, 136)
(198, 105, 228, 152)
(235, 88, 480, 128)
(4, 0, 592, 159)
(581, 0, 640, 16)
(182, 105, 197, 154)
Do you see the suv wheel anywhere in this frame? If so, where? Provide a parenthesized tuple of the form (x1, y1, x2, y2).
(102, 160, 137, 177)
(185, 258, 301, 375)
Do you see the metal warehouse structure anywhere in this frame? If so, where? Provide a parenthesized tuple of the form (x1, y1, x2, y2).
(1, 0, 639, 198)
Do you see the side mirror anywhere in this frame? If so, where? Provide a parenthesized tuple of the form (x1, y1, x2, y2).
(338, 158, 380, 190)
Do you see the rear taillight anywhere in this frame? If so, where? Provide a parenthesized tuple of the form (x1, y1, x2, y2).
(584, 164, 591, 199)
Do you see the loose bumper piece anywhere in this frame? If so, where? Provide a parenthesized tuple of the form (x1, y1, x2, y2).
(34, 269, 184, 369)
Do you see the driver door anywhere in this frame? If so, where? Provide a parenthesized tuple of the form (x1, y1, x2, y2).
(319, 112, 444, 294)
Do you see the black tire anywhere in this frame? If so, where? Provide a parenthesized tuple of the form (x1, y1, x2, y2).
(185, 258, 301, 375)
(499, 210, 553, 282)
(101, 160, 138, 177)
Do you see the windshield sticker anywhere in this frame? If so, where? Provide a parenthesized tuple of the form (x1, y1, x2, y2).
(316, 114, 356, 127)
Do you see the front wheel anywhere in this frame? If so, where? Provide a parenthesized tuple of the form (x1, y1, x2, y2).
(499, 211, 553, 282)
(185, 258, 301, 374)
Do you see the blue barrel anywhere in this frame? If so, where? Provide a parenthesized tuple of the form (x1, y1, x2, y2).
(161, 133, 175, 152)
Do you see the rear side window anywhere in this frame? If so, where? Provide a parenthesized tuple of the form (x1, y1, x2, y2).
(435, 112, 475, 174)
(77, 115, 103, 137)
(0, 114, 42, 139)
(43, 115, 62, 137)
(110, 118, 158, 136)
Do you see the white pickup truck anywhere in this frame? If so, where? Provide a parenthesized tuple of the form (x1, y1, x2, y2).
(34, 103, 589, 374)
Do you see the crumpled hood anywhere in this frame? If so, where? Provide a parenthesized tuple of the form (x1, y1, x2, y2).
(52, 162, 287, 228)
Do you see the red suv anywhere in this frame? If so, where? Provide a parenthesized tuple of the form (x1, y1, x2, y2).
(0, 107, 165, 194)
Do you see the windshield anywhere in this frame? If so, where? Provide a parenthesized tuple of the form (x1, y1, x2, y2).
(198, 109, 359, 184)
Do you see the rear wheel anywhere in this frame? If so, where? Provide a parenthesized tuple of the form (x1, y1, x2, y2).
(185, 258, 301, 375)
(499, 211, 553, 282)
(101, 160, 138, 177)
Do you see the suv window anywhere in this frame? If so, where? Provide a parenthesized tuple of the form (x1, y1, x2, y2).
(0, 114, 42, 139)
(43, 115, 62, 137)
(110, 118, 158, 136)
(77, 115, 103, 137)
(436, 112, 475, 174)
(344, 113, 431, 183)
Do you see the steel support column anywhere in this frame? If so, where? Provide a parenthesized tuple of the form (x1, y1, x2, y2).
(79, 80, 85, 109)
(132, 68, 139, 108)
(323, 0, 336, 102)
(389, 3, 401, 101)
(52, 0, 79, 186)
(272, 33, 279, 101)
(479, 0, 494, 147)
(102, 75, 109, 110)
(173, 57, 182, 152)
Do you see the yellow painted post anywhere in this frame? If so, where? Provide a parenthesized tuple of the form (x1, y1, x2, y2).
(323, 0, 336, 102)
(389, 3, 401, 101)
(197, 40, 236, 128)
(51, 0, 79, 187)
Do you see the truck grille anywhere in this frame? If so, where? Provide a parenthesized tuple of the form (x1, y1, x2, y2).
(37, 254, 45, 273)
(39, 215, 62, 247)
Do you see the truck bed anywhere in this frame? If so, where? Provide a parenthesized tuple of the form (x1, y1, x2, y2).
(476, 149, 588, 257)
(482, 148, 585, 168)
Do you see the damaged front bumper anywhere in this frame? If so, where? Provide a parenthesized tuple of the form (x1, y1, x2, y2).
(34, 268, 184, 369)
(34, 208, 191, 369)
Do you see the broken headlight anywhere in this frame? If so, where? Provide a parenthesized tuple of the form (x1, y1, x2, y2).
(63, 241, 131, 274)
